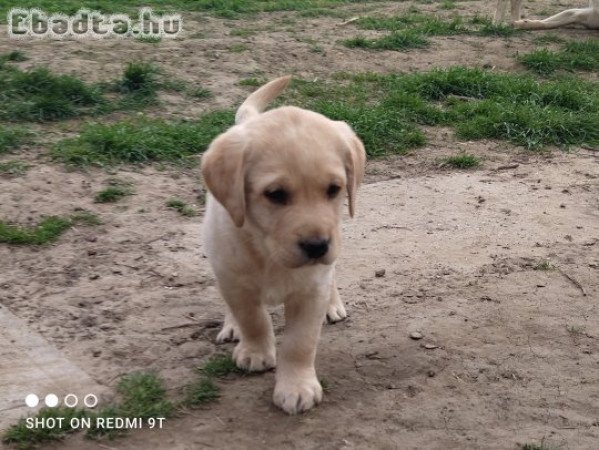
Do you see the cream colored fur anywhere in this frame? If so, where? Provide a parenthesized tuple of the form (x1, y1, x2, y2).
(495, 0, 599, 29)
(201, 76, 366, 414)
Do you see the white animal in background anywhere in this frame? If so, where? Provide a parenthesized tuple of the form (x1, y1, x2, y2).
(495, 0, 599, 29)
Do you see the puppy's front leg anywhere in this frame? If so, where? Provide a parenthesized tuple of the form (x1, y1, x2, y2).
(274, 286, 329, 414)
(221, 286, 276, 372)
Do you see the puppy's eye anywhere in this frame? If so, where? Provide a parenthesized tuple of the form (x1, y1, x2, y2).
(326, 184, 341, 199)
(264, 189, 289, 205)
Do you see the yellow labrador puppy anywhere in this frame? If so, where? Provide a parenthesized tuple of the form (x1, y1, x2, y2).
(201, 76, 365, 414)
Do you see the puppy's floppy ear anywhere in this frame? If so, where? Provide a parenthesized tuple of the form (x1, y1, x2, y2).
(201, 129, 247, 227)
(336, 122, 366, 218)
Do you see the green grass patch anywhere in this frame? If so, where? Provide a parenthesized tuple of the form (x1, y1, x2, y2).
(228, 43, 248, 53)
(520, 444, 552, 450)
(287, 67, 599, 151)
(166, 198, 197, 217)
(184, 353, 242, 408)
(2, 356, 246, 448)
(136, 35, 162, 44)
(0, 216, 72, 245)
(440, 0, 456, 9)
(188, 86, 212, 99)
(238, 77, 266, 87)
(0, 126, 30, 153)
(343, 30, 428, 51)
(71, 210, 102, 225)
(3, 406, 88, 448)
(1, 50, 28, 63)
(0, 65, 103, 122)
(443, 153, 480, 168)
(0, 0, 388, 22)
(520, 39, 599, 75)
(0, 212, 102, 245)
(345, 13, 517, 51)
(3, 373, 174, 446)
(0, 61, 171, 122)
(533, 260, 554, 271)
(52, 112, 234, 166)
(200, 353, 242, 378)
(119, 62, 159, 95)
(229, 27, 257, 37)
(184, 377, 220, 407)
(532, 33, 565, 45)
(0, 160, 30, 176)
(94, 181, 133, 203)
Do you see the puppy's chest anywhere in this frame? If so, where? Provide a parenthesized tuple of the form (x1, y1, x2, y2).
(258, 267, 330, 306)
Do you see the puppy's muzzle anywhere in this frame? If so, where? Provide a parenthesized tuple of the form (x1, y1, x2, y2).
(298, 238, 330, 260)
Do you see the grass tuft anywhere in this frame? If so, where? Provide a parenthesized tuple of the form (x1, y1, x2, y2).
(0, 217, 72, 245)
(1, 50, 28, 62)
(343, 30, 428, 51)
(94, 180, 133, 203)
(289, 67, 599, 151)
(239, 77, 266, 87)
(184, 377, 220, 406)
(166, 199, 197, 217)
(0, 160, 29, 176)
(533, 260, 554, 271)
(443, 154, 480, 168)
(520, 39, 599, 75)
(119, 62, 159, 95)
(0, 66, 103, 122)
(3, 407, 87, 448)
(136, 35, 162, 44)
(200, 353, 242, 378)
(345, 13, 517, 51)
(0, 126, 30, 153)
(0, 211, 101, 245)
(52, 112, 234, 166)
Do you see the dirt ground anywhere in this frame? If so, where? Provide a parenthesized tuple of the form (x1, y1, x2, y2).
(1, 1, 598, 449)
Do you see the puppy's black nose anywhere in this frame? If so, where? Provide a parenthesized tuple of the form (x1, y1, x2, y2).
(299, 238, 329, 259)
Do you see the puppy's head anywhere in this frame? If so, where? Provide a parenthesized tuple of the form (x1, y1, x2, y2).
(202, 79, 365, 268)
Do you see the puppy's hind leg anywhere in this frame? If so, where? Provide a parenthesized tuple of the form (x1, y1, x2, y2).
(220, 285, 276, 372)
(216, 306, 240, 343)
(325, 278, 347, 324)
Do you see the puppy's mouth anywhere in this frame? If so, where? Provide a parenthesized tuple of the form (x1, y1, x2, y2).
(291, 253, 336, 268)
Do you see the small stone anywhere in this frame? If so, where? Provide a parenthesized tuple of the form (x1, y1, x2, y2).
(410, 331, 424, 340)
(89, 274, 100, 280)
(375, 269, 386, 278)
(92, 350, 102, 357)
(423, 343, 438, 350)
(427, 370, 436, 377)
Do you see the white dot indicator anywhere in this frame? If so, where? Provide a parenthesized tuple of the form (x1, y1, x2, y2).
(45, 394, 59, 408)
(84, 394, 98, 408)
(64, 394, 78, 408)
(25, 394, 39, 408)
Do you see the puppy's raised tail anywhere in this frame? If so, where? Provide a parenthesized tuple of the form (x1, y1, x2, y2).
(235, 75, 292, 124)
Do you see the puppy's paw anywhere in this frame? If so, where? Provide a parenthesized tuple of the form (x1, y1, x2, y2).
(273, 374, 323, 414)
(216, 322, 240, 343)
(233, 342, 276, 372)
(325, 296, 347, 324)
